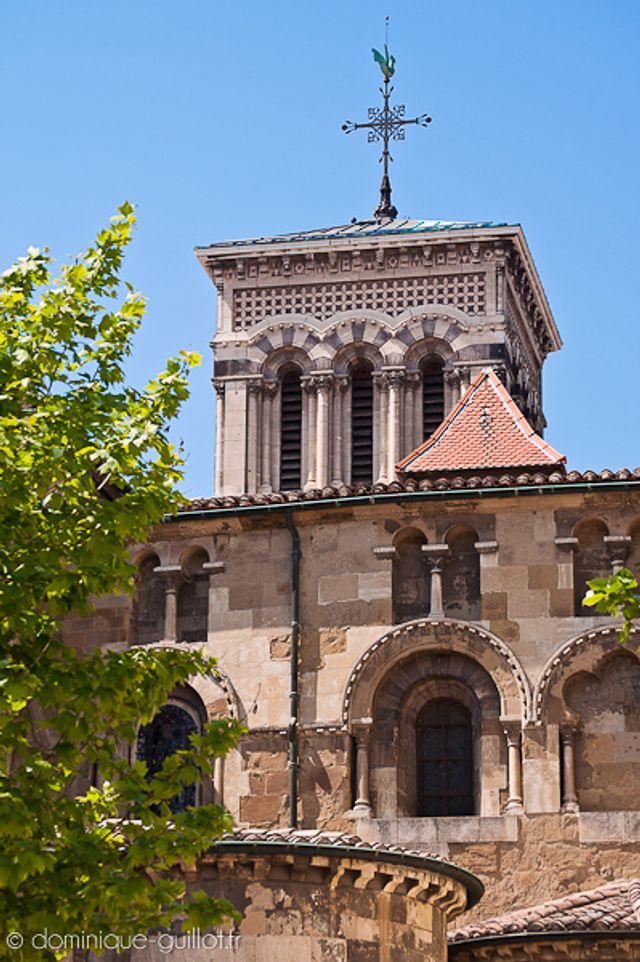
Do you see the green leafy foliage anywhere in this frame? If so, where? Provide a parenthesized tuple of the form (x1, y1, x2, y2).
(583, 568, 640, 643)
(0, 205, 244, 960)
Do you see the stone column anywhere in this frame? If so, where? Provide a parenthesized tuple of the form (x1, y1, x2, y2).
(560, 725, 580, 814)
(503, 723, 524, 814)
(351, 720, 373, 817)
(386, 371, 404, 480)
(302, 377, 317, 490)
(422, 544, 449, 618)
(341, 377, 352, 485)
(605, 535, 632, 574)
(213, 379, 225, 496)
(403, 373, 420, 453)
(154, 565, 183, 642)
(260, 381, 277, 493)
(374, 373, 389, 484)
(246, 379, 262, 494)
(315, 374, 333, 490)
(213, 755, 225, 806)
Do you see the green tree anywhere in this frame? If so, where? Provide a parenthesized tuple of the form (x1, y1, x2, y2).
(0, 205, 244, 960)
(583, 569, 640, 642)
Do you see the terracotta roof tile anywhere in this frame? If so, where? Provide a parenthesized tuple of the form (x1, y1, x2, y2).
(450, 878, 640, 944)
(179, 467, 640, 515)
(397, 368, 566, 475)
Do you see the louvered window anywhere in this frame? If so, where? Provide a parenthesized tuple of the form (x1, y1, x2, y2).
(417, 699, 474, 816)
(422, 356, 445, 439)
(351, 363, 373, 484)
(279, 369, 302, 490)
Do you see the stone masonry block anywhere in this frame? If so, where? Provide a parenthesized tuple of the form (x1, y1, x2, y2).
(318, 574, 359, 605)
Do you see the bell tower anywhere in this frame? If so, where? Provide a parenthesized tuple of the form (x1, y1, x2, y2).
(196, 219, 560, 496)
(195, 43, 560, 497)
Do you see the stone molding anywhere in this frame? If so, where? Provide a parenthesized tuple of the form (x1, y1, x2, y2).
(532, 624, 640, 723)
(342, 618, 531, 727)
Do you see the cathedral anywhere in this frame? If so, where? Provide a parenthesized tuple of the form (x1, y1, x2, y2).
(85, 54, 640, 962)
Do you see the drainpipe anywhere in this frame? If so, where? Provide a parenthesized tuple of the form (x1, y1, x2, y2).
(285, 509, 300, 828)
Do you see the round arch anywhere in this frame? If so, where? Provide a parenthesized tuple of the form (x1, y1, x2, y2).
(342, 618, 530, 727)
(404, 336, 455, 373)
(532, 624, 640, 724)
(134, 641, 240, 721)
(260, 345, 313, 379)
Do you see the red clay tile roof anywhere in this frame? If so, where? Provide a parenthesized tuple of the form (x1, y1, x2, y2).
(178, 468, 640, 515)
(450, 878, 640, 944)
(398, 368, 566, 475)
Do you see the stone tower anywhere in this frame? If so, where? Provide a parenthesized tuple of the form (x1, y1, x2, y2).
(196, 218, 560, 497)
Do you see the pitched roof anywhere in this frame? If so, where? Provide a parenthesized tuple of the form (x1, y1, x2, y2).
(195, 217, 510, 251)
(398, 368, 566, 475)
(177, 467, 640, 517)
(450, 879, 640, 946)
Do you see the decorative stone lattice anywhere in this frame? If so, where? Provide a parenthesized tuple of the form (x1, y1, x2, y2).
(233, 273, 486, 328)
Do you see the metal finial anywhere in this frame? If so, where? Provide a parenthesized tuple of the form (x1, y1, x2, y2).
(342, 27, 432, 221)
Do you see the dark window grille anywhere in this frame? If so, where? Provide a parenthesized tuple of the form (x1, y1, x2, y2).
(279, 370, 302, 490)
(422, 357, 445, 439)
(137, 704, 199, 812)
(416, 698, 474, 816)
(351, 364, 373, 484)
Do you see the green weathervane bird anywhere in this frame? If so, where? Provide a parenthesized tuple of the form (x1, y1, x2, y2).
(372, 44, 396, 81)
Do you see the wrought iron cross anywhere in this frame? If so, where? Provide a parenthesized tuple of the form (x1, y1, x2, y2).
(342, 42, 431, 221)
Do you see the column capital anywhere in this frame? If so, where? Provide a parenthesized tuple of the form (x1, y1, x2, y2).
(501, 720, 522, 745)
(555, 536, 579, 553)
(261, 379, 279, 398)
(373, 545, 397, 561)
(246, 378, 263, 396)
(212, 378, 226, 397)
(474, 540, 498, 555)
(421, 544, 449, 570)
(560, 721, 580, 741)
(153, 564, 184, 589)
(203, 561, 226, 575)
(444, 369, 460, 387)
(302, 373, 334, 392)
(404, 372, 421, 389)
(382, 368, 407, 388)
(372, 371, 390, 392)
(605, 535, 632, 569)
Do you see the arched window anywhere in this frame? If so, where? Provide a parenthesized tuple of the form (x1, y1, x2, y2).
(351, 362, 373, 484)
(136, 702, 201, 812)
(422, 356, 445, 439)
(279, 368, 302, 490)
(443, 526, 481, 620)
(133, 554, 164, 646)
(176, 548, 209, 644)
(416, 698, 474, 816)
(392, 529, 429, 623)
(573, 520, 610, 616)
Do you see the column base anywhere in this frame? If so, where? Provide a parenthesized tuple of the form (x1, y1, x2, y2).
(504, 800, 524, 815)
(347, 803, 373, 819)
(561, 801, 580, 814)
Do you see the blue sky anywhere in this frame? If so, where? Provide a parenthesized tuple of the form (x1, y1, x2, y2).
(2, 0, 638, 496)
